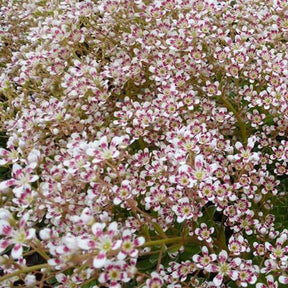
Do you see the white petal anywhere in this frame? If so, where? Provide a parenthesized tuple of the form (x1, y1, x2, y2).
(108, 221, 118, 232)
(99, 136, 108, 147)
(208, 163, 218, 173)
(112, 240, 122, 250)
(194, 155, 204, 170)
(0, 209, 12, 220)
(117, 251, 126, 260)
(192, 255, 201, 262)
(80, 208, 93, 224)
(177, 216, 185, 223)
(122, 230, 132, 237)
(0, 148, 8, 156)
(206, 264, 219, 273)
(247, 136, 256, 149)
(219, 250, 228, 261)
(0, 239, 12, 253)
(121, 180, 130, 187)
(279, 275, 288, 284)
(92, 223, 106, 235)
(229, 270, 239, 280)
(0, 159, 8, 165)
(93, 253, 107, 268)
(12, 164, 23, 177)
(39, 228, 51, 240)
(0, 179, 16, 191)
(136, 236, 145, 246)
(265, 242, 273, 251)
(48, 258, 60, 266)
(26, 228, 36, 240)
(213, 274, 224, 286)
(202, 246, 209, 254)
(235, 142, 243, 151)
(29, 175, 39, 183)
(11, 244, 23, 259)
(86, 148, 96, 156)
(232, 257, 241, 266)
(27, 149, 40, 168)
(0, 220, 12, 235)
(13, 185, 26, 196)
(113, 197, 122, 205)
(98, 273, 105, 283)
(78, 239, 96, 250)
(111, 136, 124, 146)
(55, 273, 67, 283)
(25, 274, 36, 286)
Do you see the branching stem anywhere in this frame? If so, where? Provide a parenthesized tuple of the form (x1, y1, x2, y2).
(0, 263, 50, 282)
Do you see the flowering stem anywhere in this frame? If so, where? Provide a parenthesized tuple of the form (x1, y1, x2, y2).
(142, 237, 183, 247)
(219, 95, 247, 146)
(30, 241, 50, 261)
(0, 263, 50, 282)
(156, 244, 165, 272)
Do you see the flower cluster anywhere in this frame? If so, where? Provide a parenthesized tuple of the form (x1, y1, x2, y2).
(0, 0, 288, 287)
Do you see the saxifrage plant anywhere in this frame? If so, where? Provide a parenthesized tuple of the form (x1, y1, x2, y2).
(0, 0, 288, 287)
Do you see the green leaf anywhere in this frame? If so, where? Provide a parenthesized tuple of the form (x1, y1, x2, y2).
(149, 253, 160, 264)
(161, 253, 173, 267)
(200, 205, 216, 225)
(63, 267, 74, 276)
(279, 282, 288, 288)
(263, 114, 274, 125)
(128, 137, 148, 153)
(214, 222, 228, 251)
(149, 247, 167, 264)
(179, 243, 201, 261)
(167, 243, 182, 254)
(141, 224, 151, 240)
(137, 257, 157, 271)
(227, 280, 239, 288)
(81, 279, 98, 288)
(152, 222, 167, 238)
(0, 166, 10, 181)
(48, 277, 57, 285)
(251, 256, 263, 266)
(0, 131, 8, 148)
(124, 279, 137, 288)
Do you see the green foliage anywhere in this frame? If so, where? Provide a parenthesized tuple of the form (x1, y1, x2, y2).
(178, 242, 201, 262)
(200, 205, 216, 226)
(269, 176, 288, 229)
(81, 279, 98, 288)
(137, 254, 158, 272)
(0, 131, 9, 181)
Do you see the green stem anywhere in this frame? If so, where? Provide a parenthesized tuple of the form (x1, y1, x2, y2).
(30, 241, 50, 261)
(219, 95, 247, 146)
(142, 237, 183, 247)
(156, 244, 165, 272)
(0, 263, 50, 282)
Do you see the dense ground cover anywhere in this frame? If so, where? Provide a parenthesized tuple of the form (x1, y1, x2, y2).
(0, 0, 288, 287)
